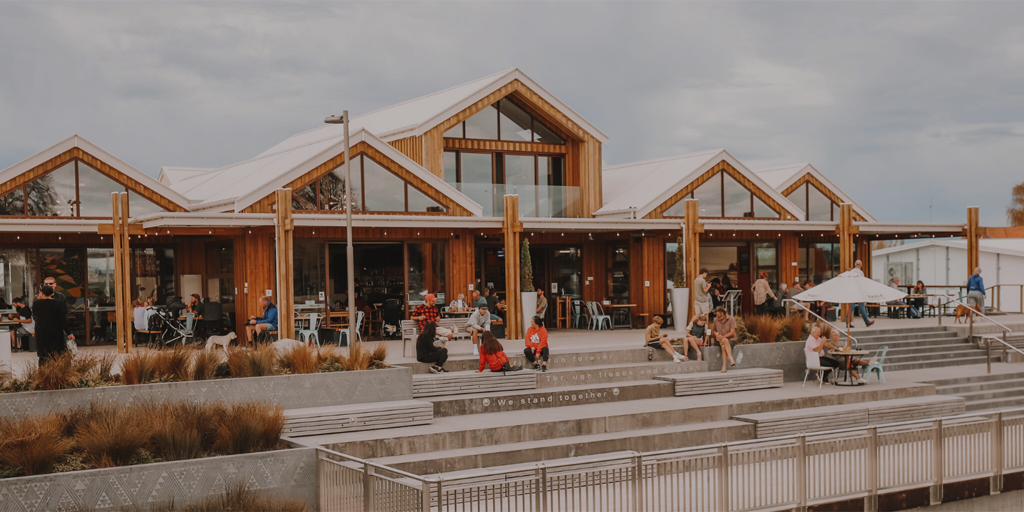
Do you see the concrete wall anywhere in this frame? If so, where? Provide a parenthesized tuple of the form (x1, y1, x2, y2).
(900, 488, 1024, 512)
(0, 448, 317, 512)
(0, 367, 412, 419)
(697, 340, 807, 381)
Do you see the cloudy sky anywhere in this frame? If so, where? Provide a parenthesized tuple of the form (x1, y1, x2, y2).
(1, 1, 1022, 225)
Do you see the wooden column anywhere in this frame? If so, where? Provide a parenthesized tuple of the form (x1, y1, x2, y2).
(967, 206, 981, 279)
(779, 233, 800, 288)
(119, 193, 132, 353)
(275, 189, 295, 340)
(838, 204, 856, 273)
(858, 240, 873, 279)
(448, 230, 475, 301)
(503, 195, 522, 340)
(683, 199, 703, 319)
(111, 193, 126, 354)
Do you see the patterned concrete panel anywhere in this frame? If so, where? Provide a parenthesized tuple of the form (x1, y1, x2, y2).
(0, 448, 317, 512)
(0, 367, 412, 419)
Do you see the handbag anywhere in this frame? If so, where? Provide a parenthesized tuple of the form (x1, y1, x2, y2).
(66, 336, 79, 356)
(501, 362, 523, 372)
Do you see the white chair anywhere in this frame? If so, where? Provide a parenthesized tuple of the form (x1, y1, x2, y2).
(339, 310, 365, 346)
(803, 351, 833, 389)
(296, 313, 322, 347)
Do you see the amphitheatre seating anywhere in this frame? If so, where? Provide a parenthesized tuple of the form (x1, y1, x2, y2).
(413, 371, 537, 398)
(733, 395, 966, 438)
(402, 319, 473, 357)
(655, 368, 783, 396)
(282, 400, 433, 437)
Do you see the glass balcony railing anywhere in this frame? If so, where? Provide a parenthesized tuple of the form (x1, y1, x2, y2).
(454, 183, 581, 218)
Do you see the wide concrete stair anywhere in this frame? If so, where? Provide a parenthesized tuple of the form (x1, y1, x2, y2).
(927, 371, 1024, 413)
(850, 326, 992, 372)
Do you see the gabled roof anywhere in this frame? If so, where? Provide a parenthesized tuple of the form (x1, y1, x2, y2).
(249, 68, 609, 161)
(754, 163, 877, 222)
(158, 166, 216, 186)
(596, 149, 805, 220)
(170, 128, 484, 216)
(872, 238, 1024, 259)
(0, 134, 192, 211)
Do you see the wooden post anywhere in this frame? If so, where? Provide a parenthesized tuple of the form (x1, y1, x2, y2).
(119, 193, 132, 353)
(839, 204, 855, 273)
(111, 193, 126, 354)
(275, 189, 295, 340)
(503, 195, 522, 340)
(967, 206, 980, 280)
(683, 199, 703, 320)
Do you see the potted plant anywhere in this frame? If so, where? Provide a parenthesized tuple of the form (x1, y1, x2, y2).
(520, 239, 537, 336)
(671, 236, 689, 329)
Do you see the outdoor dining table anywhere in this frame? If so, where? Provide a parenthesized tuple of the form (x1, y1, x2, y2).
(828, 349, 869, 386)
(607, 304, 636, 329)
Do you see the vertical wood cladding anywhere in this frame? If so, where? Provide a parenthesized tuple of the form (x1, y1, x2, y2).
(449, 231, 476, 305)
(389, 136, 424, 166)
(779, 232, 800, 288)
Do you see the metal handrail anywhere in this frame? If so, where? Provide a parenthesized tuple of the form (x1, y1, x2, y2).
(782, 299, 859, 347)
(942, 297, 1012, 333)
(317, 447, 432, 483)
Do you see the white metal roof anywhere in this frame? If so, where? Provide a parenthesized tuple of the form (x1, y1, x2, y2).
(0, 134, 192, 213)
(754, 163, 877, 222)
(596, 149, 806, 220)
(157, 166, 216, 186)
(872, 238, 1024, 259)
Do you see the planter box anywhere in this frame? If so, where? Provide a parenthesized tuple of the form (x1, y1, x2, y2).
(0, 447, 317, 512)
(0, 367, 412, 419)
(692, 340, 807, 381)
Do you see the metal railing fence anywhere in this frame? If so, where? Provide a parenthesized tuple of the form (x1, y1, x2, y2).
(319, 408, 1024, 512)
(782, 299, 859, 347)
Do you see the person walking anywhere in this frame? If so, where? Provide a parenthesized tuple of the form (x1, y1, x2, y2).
(751, 271, 777, 316)
(847, 260, 875, 327)
(416, 322, 449, 374)
(524, 316, 549, 371)
(32, 285, 74, 364)
(967, 267, 986, 314)
(693, 268, 711, 317)
(712, 307, 737, 373)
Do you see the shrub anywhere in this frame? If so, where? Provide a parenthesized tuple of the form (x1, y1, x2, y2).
(743, 315, 786, 344)
(151, 402, 223, 461)
(226, 345, 278, 378)
(0, 414, 73, 475)
(317, 347, 347, 373)
(213, 403, 284, 455)
(783, 315, 807, 342)
(278, 343, 318, 375)
(121, 351, 158, 385)
(70, 352, 100, 377)
(345, 343, 372, 371)
(369, 343, 388, 364)
(154, 345, 192, 381)
(32, 352, 83, 390)
(192, 350, 221, 381)
(76, 402, 155, 468)
(151, 485, 306, 512)
(96, 352, 117, 382)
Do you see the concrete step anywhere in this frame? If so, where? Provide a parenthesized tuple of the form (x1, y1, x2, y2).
(953, 386, 1024, 403)
(934, 376, 1024, 395)
(964, 396, 1024, 413)
(873, 343, 978, 356)
(857, 338, 969, 350)
(398, 347, 683, 374)
(854, 331, 960, 343)
(373, 420, 753, 475)
(886, 356, 994, 372)
(849, 326, 953, 337)
(883, 349, 989, 364)
(535, 360, 706, 388)
(423, 380, 676, 418)
(926, 372, 1024, 388)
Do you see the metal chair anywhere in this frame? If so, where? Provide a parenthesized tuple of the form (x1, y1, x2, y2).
(339, 310, 364, 346)
(864, 346, 888, 384)
(803, 351, 834, 389)
(296, 312, 322, 347)
(587, 301, 612, 330)
(571, 300, 586, 328)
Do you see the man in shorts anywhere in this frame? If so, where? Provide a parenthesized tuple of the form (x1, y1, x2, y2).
(644, 316, 684, 362)
(411, 294, 454, 341)
(693, 268, 711, 317)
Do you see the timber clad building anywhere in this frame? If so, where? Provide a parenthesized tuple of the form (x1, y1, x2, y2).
(0, 69, 968, 343)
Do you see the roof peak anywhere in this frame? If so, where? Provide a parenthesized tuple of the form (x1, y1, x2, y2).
(603, 149, 725, 171)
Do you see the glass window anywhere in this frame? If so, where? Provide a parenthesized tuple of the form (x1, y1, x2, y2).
(832, 202, 841, 223)
(321, 161, 358, 211)
(408, 242, 447, 299)
(786, 184, 804, 212)
(443, 122, 464, 139)
(292, 183, 318, 211)
(538, 156, 567, 217)
(552, 246, 582, 298)
(800, 242, 840, 284)
(460, 152, 495, 216)
(663, 198, 687, 217)
(444, 151, 459, 187)
(128, 190, 165, 217)
(0, 248, 34, 306)
(754, 242, 778, 291)
(753, 196, 779, 219)
(504, 154, 536, 216)
(28, 162, 76, 217)
(131, 247, 174, 306)
(206, 243, 233, 307)
(464, 104, 499, 140)
(40, 248, 86, 339)
(692, 174, 723, 217)
(408, 186, 445, 213)
(293, 240, 325, 305)
(608, 244, 630, 303)
(78, 163, 128, 217)
(723, 173, 752, 218)
(807, 184, 832, 221)
(498, 99, 533, 142)
(0, 187, 25, 216)
(532, 117, 564, 144)
(362, 157, 406, 212)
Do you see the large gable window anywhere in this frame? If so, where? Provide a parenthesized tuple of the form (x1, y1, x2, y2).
(444, 98, 565, 144)
(0, 159, 168, 217)
(663, 171, 780, 219)
(444, 150, 567, 217)
(290, 154, 446, 214)
(786, 182, 841, 221)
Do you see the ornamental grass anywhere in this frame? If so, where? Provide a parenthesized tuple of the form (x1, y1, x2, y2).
(213, 402, 285, 455)
(277, 343, 318, 375)
(191, 349, 221, 381)
(153, 344, 192, 382)
(0, 414, 74, 475)
(226, 344, 278, 378)
(75, 401, 156, 468)
(152, 485, 307, 512)
(120, 350, 159, 385)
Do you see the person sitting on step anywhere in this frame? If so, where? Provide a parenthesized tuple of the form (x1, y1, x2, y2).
(524, 315, 549, 371)
(645, 315, 685, 363)
(682, 313, 708, 362)
(475, 331, 510, 373)
(416, 321, 449, 374)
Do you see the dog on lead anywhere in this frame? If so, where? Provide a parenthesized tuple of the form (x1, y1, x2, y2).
(204, 332, 237, 352)
(954, 304, 975, 324)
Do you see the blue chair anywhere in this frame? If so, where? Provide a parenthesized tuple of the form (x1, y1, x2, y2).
(183, 313, 195, 342)
(587, 301, 612, 331)
(864, 346, 888, 384)
(296, 313, 322, 347)
(571, 300, 586, 328)
(339, 311, 365, 346)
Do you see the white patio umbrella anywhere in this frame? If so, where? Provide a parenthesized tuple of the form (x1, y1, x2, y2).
(791, 269, 908, 346)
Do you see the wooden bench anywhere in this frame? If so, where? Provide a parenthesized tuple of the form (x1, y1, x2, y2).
(402, 318, 474, 357)
(412, 371, 537, 398)
(734, 395, 966, 438)
(655, 368, 784, 396)
(282, 400, 433, 437)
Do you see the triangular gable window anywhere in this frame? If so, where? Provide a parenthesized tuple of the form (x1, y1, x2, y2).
(786, 182, 836, 221)
(291, 154, 446, 213)
(445, 98, 565, 144)
(663, 170, 780, 218)
(1, 160, 168, 217)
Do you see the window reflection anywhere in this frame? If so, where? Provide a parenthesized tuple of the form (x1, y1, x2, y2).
(0, 188, 25, 216)
(807, 183, 832, 221)
(362, 157, 406, 212)
(464, 104, 499, 139)
(723, 173, 751, 217)
(445, 98, 564, 144)
(663, 171, 779, 219)
(128, 191, 165, 218)
(28, 162, 76, 216)
(292, 183, 318, 211)
(408, 186, 445, 213)
(753, 196, 779, 219)
(498, 99, 533, 142)
(78, 163, 128, 217)
(692, 175, 723, 217)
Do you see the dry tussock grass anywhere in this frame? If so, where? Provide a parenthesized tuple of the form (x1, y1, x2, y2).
(0, 414, 73, 475)
(742, 315, 786, 344)
(151, 402, 223, 461)
(121, 351, 158, 385)
(278, 343, 318, 374)
(784, 315, 807, 342)
(150, 485, 307, 512)
(346, 343, 372, 371)
(191, 349, 220, 381)
(33, 352, 82, 390)
(154, 345, 192, 381)
(76, 402, 156, 468)
(226, 345, 278, 378)
(214, 403, 284, 455)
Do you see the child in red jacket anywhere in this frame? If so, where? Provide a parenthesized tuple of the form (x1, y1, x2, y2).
(476, 331, 510, 372)
(524, 316, 549, 372)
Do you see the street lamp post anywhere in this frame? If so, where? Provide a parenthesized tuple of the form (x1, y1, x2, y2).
(324, 111, 357, 348)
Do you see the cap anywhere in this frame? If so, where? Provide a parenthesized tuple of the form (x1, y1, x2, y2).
(425, 293, 437, 301)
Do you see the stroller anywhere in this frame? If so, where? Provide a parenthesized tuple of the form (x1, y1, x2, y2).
(381, 299, 403, 340)
(155, 308, 197, 345)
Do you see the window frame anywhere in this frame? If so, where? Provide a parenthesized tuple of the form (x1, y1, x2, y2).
(662, 171, 781, 219)
(444, 97, 566, 145)
(788, 182, 840, 221)
(294, 154, 448, 215)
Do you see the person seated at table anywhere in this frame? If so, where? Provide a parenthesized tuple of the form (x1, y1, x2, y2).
(645, 315, 685, 363)
(466, 303, 491, 356)
(449, 293, 468, 310)
(353, 287, 372, 316)
(912, 281, 927, 311)
(245, 296, 278, 344)
(682, 314, 707, 361)
(484, 287, 501, 321)
(712, 307, 738, 372)
(416, 321, 449, 374)
(495, 296, 507, 322)
(524, 316, 549, 371)
(412, 294, 454, 342)
(185, 293, 204, 316)
(709, 278, 726, 308)
(888, 277, 921, 318)
(143, 298, 160, 330)
(476, 331, 511, 373)
(830, 330, 867, 382)
(9, 296, 34, 352)
(133, 298, 148, 332)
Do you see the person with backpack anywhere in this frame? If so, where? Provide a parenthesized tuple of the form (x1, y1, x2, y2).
(416, 321, 449, 374)
(476, 331, 519, 372)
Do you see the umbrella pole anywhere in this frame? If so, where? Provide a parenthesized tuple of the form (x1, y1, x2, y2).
(846, 303, 852, 348)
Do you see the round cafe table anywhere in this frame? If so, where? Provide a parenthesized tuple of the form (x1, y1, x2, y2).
(829, 349, 869, 386)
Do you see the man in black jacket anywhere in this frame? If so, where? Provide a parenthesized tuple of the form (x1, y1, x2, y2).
(33, 285, 74, 363)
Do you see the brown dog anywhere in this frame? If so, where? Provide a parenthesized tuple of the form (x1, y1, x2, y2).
(954, 304, 973, 324)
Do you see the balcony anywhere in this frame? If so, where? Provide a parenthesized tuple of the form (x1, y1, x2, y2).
(454, 184, 581, 218)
